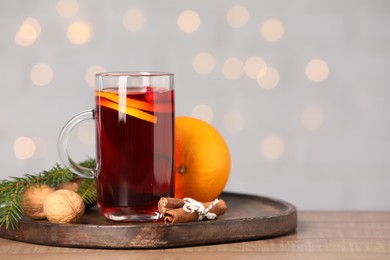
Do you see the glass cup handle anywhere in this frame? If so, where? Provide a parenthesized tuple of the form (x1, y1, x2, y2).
(58, 109, 96, 178)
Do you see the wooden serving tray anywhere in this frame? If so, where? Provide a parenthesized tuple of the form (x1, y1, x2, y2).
(0, 192, 297, 249)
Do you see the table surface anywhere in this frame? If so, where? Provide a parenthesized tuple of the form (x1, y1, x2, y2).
(1, 211, 389, 260)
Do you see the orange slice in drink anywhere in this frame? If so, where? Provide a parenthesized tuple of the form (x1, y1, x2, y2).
(96, 91, 172, 113)
(99, 99, 157, 124)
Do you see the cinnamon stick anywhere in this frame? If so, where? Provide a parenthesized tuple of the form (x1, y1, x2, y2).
(158, 198, 227, 224)
(158, 197, 185, 215)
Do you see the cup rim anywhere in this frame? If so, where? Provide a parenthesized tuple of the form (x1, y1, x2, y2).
(96, 72, 174, 77)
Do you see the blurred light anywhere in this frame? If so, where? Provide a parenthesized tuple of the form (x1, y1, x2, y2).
(301, 107, 324, 130)
(67, 21, 92, 45)
(178, 10, 200, 33)
(306, 59, 329, 82)
(32, 137, 48, 159)
(244, 56, 267, 79)
(261, 18, 284, 42)
(191, 104, 214, 123)
(30, 63, 54, 86)
(86, 65, 106, 88)
(15, 17, 41, 46)
(77, 121, 95, 144)
(227, 5, 249, 28)
(222, 57, 244, 80)
(56, 0, 79, 18)
(14, 136, 36, 160)
(257, 66, 279, 89)
(223, 111, 245, 134)
(193, 52, 215, 74)
(261, 135, 284, 160)
(123, 9, 146, 32)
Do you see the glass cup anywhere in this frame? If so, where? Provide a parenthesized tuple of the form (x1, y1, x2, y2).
(58, 72, 175, 221)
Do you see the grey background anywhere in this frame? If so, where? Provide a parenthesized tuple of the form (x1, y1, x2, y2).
(1, 0, 389, 210)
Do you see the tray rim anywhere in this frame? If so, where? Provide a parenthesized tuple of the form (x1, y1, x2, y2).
(0, 192, 298, 249)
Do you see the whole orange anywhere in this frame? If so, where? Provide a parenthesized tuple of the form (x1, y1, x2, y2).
(174, 116, 231, 202)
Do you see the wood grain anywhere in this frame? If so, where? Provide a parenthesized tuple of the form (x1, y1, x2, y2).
(1, 211, 390, 259)
(0, 192, 297, 249)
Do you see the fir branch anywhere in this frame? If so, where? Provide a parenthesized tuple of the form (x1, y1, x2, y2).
(77, 178, 97, 205)
(79, 158, 96, 170)
(0, 164, 75, 194)
(0, 183, 23, 230)
(0, 161, 94, 230)
(76, 158, 97, 204)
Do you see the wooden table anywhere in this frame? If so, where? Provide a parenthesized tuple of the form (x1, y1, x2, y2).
(1, 211, 389, 259)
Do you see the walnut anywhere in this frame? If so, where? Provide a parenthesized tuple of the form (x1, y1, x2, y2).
(56, 178, 86, 192)
(56, 179, 96, 208)
(56, 181, 79, 192)
(43, 189, 85, 224)
(22, 184, 54, 219)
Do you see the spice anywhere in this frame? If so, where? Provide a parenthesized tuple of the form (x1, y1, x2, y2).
(158, 197, 227, 224)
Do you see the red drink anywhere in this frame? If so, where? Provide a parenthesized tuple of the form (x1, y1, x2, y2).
(95, 87, 174, 221)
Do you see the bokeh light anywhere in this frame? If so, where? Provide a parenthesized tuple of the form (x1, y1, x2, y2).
(191, 104, 214, 123)
(30, 63, 54, 86)
(193, 52, 215, 74)
(223, 111, 245, 134)
(123, 9, 146, 32)
(67, 21, 92, 45)
(244, 56, 267, 79)
(222, 57, 244, 80)
(14, 136, 36, 160)
(15, 17, 41, 46)
(261, 18, 284, 42)
(306, 59, 329, 82)
(86, 65, 106, 88)
(261, 135, 285, 160)
(226, 5, 249, 28)
(177, 10, 201, 33)
(301, 107, 324, 130)
(56, 0, 79, 18)
(257, 66, 279, 89)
